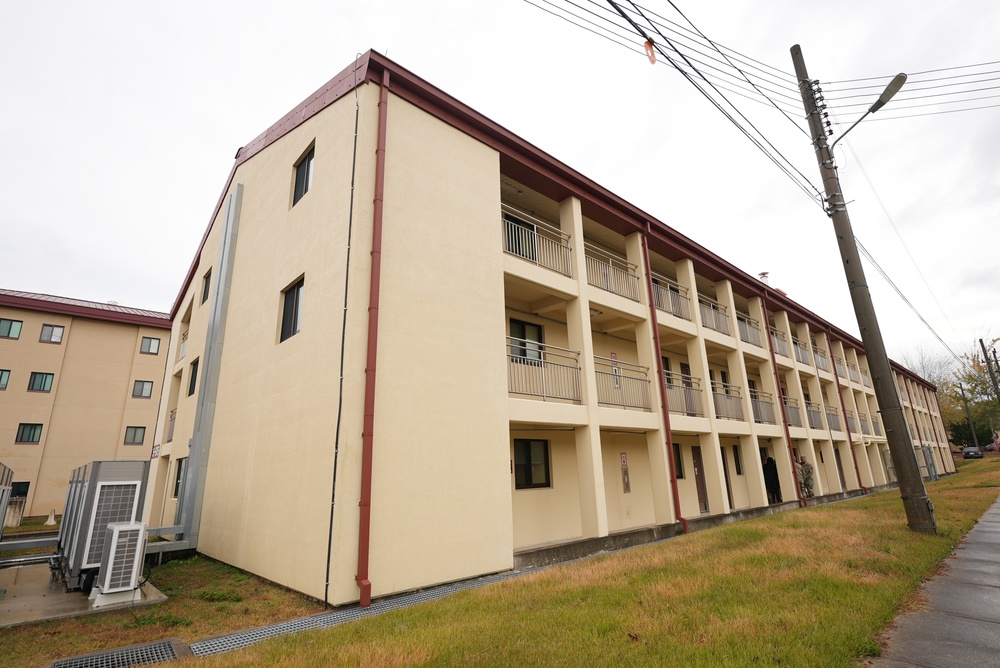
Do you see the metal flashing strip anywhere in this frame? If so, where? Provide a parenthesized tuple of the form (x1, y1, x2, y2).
(190, 570, 522, 657)
(52, 639, 178, 668)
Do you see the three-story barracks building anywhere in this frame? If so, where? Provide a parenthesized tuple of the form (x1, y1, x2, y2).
(145, 51, 954, 607)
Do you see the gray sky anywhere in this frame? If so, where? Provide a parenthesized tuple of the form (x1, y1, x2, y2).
(1, 1, 996, 365)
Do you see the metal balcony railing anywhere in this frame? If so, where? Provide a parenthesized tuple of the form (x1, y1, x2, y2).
(501, 206, 573, 277)
(506, 337, 582, 402)
(826, 407, 842, 431)
(179, 330, 189, 362)
(834, 356, 847, 379)
(813, 346, 830, 372)
(749, 389, 776, 424)
(166, 408, 177, 443)
(859, 412, 871, 435)
(873, 416, 883, 436)
(792, 338, 812, 366)
(769, 328, 789, 357)
(908, 422, 916, 438)
(663, 371, 705, 417)
(585, 243, 640, 301)
(698, 296, 731, 335)
(595, 356, 651, 410)
(806, 401, 824, 429)
(845, 409, 858, 433)
(860, 368, 872, 388)
(784, 397, 803, 427)
(651, 273, 692, 320)
(711, 381, 744, 420)
(737, 313, 763, 347)
(848, 362, 861, 384)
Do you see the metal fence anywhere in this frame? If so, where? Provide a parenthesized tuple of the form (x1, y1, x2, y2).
(585, 243, 640, 301)
(501, 206, 573, 277)
(651, 273, 691, 320)
(594, 356, 650, 410)
(712, 381, 744, 420)
(750, 390, 776, 424)
(506, 337, 582, 402)
(737, 313, 763, 347)
(699, 297, 731, 335)
(663, 371, 704, 416)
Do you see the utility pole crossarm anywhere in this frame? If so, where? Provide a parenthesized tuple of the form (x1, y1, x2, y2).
(790, 45, 937, 534)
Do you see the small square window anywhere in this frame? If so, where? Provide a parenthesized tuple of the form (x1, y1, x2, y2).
(0, 318, 22, 339)
(188, 359, 199, 396)
(513, 439, 551, 489)
(202, 269, 212, 304)
(0, 369, 9, 390)
(293, 146, 314, 205)
(40, 324, 65, 344)
(133, 380, 154, 398)
(673, 443, 684, 479)
(16, 423, 43, 443)
(280, 278, 304, 342)
(27, 372, 54, 392)
(124, 426, 146, 445)
(141, 336, 160, 355)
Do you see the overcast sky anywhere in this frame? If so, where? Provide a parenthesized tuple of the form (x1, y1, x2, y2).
(1, 1, 996, 365)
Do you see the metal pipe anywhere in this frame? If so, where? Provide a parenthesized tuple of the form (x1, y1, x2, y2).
(640, 229, 687, 532)
(356, 68, 391, 607)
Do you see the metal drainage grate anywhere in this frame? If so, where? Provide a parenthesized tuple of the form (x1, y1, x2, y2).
(52, 639, 177, 668)
(190, 570, 524, 656)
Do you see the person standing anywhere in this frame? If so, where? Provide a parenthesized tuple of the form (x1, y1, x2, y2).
(763, 456, 781, 503)
(800, 456, 815, 498)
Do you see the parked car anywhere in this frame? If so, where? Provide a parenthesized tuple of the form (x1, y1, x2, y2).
(984, 442, 999, 452)
(963, 446, 984, 459)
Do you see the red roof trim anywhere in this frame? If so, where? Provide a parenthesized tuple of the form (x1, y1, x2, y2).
(0, 290, 171, 329)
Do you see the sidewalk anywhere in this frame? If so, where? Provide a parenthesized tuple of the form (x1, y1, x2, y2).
(868, 497, 1000, 667)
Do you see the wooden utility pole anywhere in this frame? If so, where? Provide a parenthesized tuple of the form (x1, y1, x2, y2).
(979, 339, 1000, 407)
(790, 45, 937, 534)
(959, 383, 980, 448)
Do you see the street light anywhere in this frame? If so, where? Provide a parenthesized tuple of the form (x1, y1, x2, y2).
(829, 73, 907, 153)
(790, 45, 937, 534)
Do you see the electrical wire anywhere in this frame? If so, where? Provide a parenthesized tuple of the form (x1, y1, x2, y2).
(823, 59, 1000, 85)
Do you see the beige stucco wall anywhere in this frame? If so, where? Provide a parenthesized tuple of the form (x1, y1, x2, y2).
(0, 307, 168, 515)
(511, 431, 582, 549)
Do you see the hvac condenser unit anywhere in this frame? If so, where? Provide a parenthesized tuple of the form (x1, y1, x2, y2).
(56, 460, 149, 591)
(0, 461, 12, 541)
(90, 522, 147, 607)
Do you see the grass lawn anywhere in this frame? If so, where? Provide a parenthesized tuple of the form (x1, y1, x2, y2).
(3, 457, 997, 667)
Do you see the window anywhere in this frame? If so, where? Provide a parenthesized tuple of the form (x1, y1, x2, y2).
(11, 481, 29, 497)
(133, 380, 153, 398)
(141, 336, 160, 355)
(16, 423, 43, 443)
(0, 369, 9, 390)
(673, 443, 685, 479)
(293, 146, 314, 205)
(513, 439, 550, 489)
(503, 212, 537, 261)
(124, 426, 146, 445)
(0, 318, 22, 339)
(280, 278, 304, 341)
(202, 269, 212, 304)
(509, 319, 542, 364)
(40, 324, 64, 344)
(188, 359, 199, 396)
(173, 457, 187, 497)
(27, 372, 54, 392)
(732, 444, 743, 475)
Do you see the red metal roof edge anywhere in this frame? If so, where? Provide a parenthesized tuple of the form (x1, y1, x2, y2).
(0, 290, 171, 329)
(170, 50, 935, 391)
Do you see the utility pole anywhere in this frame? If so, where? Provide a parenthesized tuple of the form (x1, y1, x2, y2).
(979, 338, 1000, 407)
(790, 45, 937, 534)
(959, 383, 980, 448)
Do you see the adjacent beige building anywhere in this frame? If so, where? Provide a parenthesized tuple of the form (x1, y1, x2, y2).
(0, 290, 170, 516)
(147, 51, 955, 607)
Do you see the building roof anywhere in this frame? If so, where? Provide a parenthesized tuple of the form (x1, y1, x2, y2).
(173, 49, 934, 390)
(0, 289, 171, 329)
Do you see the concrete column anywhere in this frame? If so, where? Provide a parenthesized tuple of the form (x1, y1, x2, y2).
(742, 434, 768, 507)
(561, 196, 608, 538)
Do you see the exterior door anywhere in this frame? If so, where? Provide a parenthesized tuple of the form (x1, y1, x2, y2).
(721, 447, 734, 510)
(691, 446, 710, 514)
(834, 447, 847, 490)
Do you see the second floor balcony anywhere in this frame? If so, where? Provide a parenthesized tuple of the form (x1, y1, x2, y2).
(805, 401, 824, 429)
(792, 338, 812, 366)
(826, 407, 842, 431)
(861, 368, 872, 388)
(845, 409, 858, 434)
(502, 207, 573, 277)
(848, 363, 861, 384)
(507, 337, 582, 403)
(770, 328, 789, 358)
(737, 313, 763, 347)
(859, 412, 871, 435)
(813, 346, 830, 372)
(699, 296, 730, 336)
(749, 389, 776, 424)
(663, 371, 705, 417)
(594, 356, 651, 411)
(712, 381, 744, 420)
(834, 356, 847, 379)
(873, 416, 883, 436)
(166, 408, 177, 443)
(783, 397, 803, 427)
(651, 273, 692, 321)
(585, 243, 640, 302)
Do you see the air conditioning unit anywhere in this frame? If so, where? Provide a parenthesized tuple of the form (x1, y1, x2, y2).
(0, 462, 12, 540)
(91, 522, 147, 608)
(55, 460, 149, 591)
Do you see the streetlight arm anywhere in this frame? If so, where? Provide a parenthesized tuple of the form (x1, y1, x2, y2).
(828, 72, 907, 154)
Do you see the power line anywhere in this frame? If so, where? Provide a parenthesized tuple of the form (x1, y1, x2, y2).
(823, 59, 1000, 85)
(824, 67, 1000, 94)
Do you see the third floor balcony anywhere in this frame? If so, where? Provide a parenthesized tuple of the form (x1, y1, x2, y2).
(805, 401, 824, 429)
(651, 273, 691, 321)
(749, 389, 776, 424)
(594, 356, 651, 411)
(792, 338, 812, 366)
(663, 371, 705, 417)
(699, 296, 731, 336)
(736, 312, 763, 347)
(585, 243, 640, 302)
(813, 346, 830, 372)
(783, 397, 803, 427)
(507, 337, 581, 403)
(712, 381, 744, 420)
(770, 328, 789, 358)
(501, 206, 573, 277)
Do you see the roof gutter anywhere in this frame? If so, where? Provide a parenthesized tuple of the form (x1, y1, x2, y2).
(356, 68, 390, 608)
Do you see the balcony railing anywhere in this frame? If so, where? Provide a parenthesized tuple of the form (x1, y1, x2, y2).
(770, 328, 789, 357)
(595, 356, 650, 410)
(847, 363, 861, 384)
(711, 381, 744, 420)
(585, 243, 640, 301)
(859, 412, 871, 435)
(179, 330, 189, 361)
(907, 422, 916, 438)
(506, 337, 582, 402)
(651, 273, 692, 320)
(813, 346, 830, 372)
(826, 407, 842, 431)
(501, 206, 573, 277)
(737, 313, 763, 347)
(166, 408, 177, 443)
(749, 389, 776, 424)
(834, 356, 847, 379)
(873, 416, 883, 436)
(698, 296, 731, 335)
(845, 409, 858, 433)
(664, 371, 705, 417)
(784, 397, 803, 427)
(792, 338, 812, 366)
(860, 368, 872, 388)
(806, 401, 824, 429)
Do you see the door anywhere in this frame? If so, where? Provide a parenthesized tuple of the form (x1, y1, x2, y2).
(721, 447, 734, 511)
(691, 446, 710, 514)
(833, 447, 847, 491)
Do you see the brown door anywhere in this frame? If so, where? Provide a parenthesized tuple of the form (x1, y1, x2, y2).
(691, 446, 710, 514)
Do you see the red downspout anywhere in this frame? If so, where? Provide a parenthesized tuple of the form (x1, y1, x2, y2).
(641, 228, 687, 532)
(826, 331, 866, 493)
(356, 69, 390, 607)
(760, 293, 805, 505)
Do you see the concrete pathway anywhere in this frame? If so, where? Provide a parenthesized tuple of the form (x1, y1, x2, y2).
(868, 497, 1000, 667)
